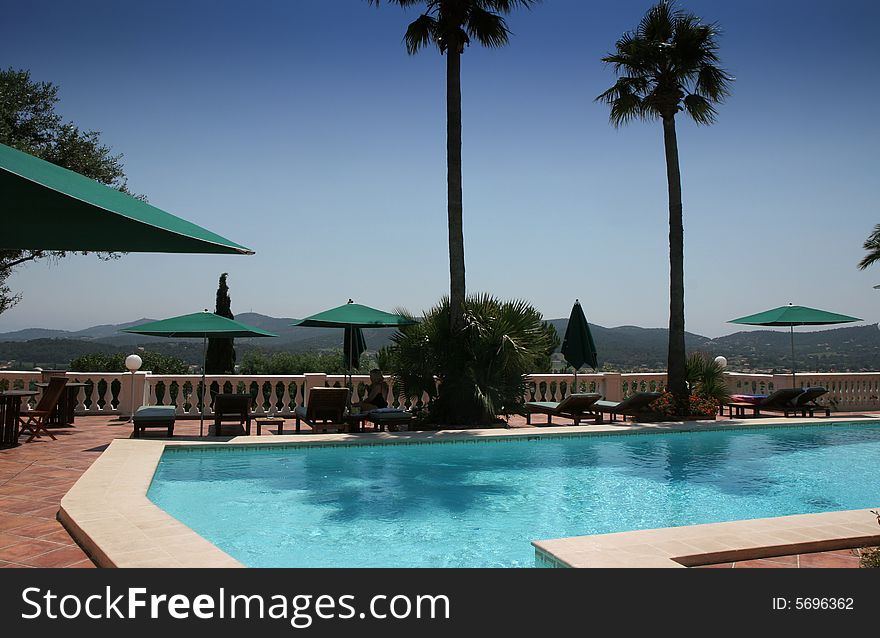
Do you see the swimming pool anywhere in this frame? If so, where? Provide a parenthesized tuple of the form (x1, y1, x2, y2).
(147, 423, 880, 568)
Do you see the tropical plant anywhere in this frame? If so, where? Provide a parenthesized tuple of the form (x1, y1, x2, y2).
(389, 294, 557, 425)
(858, 224, 880, 271)
(367, 0, 539, 333)
(685, 351, 730, 404)
(205, 273, 236, 374)
(596, 1, 732, 411)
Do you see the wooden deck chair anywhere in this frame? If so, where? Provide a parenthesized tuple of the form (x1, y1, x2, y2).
(18, 376, 68, 442)
(524, 393, 602, 426)
(294, 387, 350, 433)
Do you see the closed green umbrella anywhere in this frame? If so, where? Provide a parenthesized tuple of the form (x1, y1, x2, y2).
(343, 326, 368, 371)
(292, 300, 417, 400)
(122, 312, 277, 435)
(1, 142, 253, 254)
(561, 299, 599, 391)
(729, 304, 861, 384)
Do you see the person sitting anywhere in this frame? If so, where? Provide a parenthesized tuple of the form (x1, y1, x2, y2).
(353, 369, 390, 413)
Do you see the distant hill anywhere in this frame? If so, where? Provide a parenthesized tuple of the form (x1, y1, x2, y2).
(1, 314, 878, 372)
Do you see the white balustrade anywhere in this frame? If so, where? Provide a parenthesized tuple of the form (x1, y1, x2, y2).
(3, 369, 880, 416)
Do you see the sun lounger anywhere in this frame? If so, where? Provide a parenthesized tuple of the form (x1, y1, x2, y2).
(524, 393, 602, 426)
(592, 392, 662, 423)
(293, 387, 350, 433)
(790, 387, 831, 417)
(213, 393, 253, 436)
(364, 408, 414, 431)
(18, 376, 68, 442)
(724, 388, 804, 417)
(133, 406, 176, 438)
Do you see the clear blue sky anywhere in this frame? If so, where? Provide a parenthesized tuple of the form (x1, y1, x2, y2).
(2, 0, 878, 337)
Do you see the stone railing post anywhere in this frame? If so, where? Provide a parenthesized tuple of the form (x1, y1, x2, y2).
(773, 373, 794, 390)
(603, 372, 622, 401)
(118, 371, 150, 417)
(303, 373, 327, 404)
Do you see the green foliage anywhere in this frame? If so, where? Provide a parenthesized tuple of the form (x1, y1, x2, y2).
(239, 350, 374, 376)
(0, 67, 140, 316)
(205, 273, 236, 374)
(389, 294, 557, 425)
(858, 224, 880, 271)
(650, 391, 717, 418)
(369, 1, 541, 55)
(595, 1, 732, 125)
(861, 511, 880, 569)
(686, 351, 731, 404)
(69, 351, 189, 375)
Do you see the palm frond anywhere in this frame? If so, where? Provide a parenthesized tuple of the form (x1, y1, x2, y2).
(859, 224, 880, 270)
(682, 93, 716, 125)
(366, 0, 425, 7)
(694, 64, 732, 101)
(598, 1, 731, 126)
(466, 6, 510, 48)
(404, 13, 439, 54)
(477, 0, 542, 12)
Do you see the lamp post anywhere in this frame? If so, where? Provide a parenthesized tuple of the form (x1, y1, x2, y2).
(125, 354, 143, 423)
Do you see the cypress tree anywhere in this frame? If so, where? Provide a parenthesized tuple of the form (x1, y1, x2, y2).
(205, 273, 236, 374)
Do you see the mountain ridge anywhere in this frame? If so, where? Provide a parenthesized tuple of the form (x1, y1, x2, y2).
(2, 313, 878, 372)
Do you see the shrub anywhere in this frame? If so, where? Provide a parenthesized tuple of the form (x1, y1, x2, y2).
(650, 391, 718, 418)
(388, 294, 558, 425)
(238, 350, 375, 375)
(861, 511, 880, 568)
(69, 352, 188, 375)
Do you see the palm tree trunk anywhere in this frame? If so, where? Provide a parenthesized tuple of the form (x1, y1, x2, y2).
(662, 115, 688, 407)
(446, 47, 466, 330)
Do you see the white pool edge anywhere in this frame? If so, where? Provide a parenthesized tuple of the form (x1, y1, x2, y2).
(60, 417, 880, 568)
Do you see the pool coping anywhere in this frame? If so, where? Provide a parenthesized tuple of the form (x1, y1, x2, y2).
(59, 416, 880, 568)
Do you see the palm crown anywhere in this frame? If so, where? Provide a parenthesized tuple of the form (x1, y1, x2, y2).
(858, 224, 880, 270)
(368, 0, 539, 55)
(596, 1, 732, 126)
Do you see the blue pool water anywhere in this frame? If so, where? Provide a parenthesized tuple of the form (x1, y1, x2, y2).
(147, 424, 880, 568)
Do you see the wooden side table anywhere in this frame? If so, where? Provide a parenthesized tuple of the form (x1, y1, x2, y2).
(256, 417, 285, 435)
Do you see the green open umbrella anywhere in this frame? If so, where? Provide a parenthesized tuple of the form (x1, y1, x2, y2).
(1, 142, 253, 254)
(122, 311, 277, 435)
(729, 304, 861, 384)
(292, 300, 417, 400)
(561, 299, 599, 391)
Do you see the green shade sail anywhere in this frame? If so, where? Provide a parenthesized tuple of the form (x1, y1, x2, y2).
(0, 142, 253, 255)
(122, 311, 278, 338)
(292, 302, 417, 329)
(729, 305, 862, 326)
(561, 299, 598, 371)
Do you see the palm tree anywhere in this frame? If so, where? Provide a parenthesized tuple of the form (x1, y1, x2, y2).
(368, 0, 539, 330)
(858, 224, 880, 270)
(596, 1, 732, 409)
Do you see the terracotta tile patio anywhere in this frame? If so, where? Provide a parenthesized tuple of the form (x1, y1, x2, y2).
(1, 411, 877, 568)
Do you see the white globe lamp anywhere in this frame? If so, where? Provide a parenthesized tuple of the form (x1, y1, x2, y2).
(714, 356, 727, 369)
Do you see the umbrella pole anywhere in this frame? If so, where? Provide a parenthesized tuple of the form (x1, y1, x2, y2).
(573, 369, 578, 395)
(347, 326, 353, 409)
(790, 325, 796, 388)
(200, 335, 206, 436)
